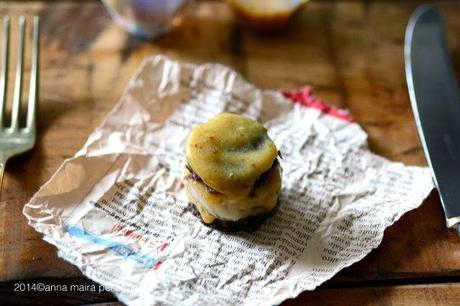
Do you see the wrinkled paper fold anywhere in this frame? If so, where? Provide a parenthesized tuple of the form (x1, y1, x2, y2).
(24, 55, 433, 306)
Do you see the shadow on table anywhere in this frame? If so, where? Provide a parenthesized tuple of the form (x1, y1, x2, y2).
(4, 98, 75, 198)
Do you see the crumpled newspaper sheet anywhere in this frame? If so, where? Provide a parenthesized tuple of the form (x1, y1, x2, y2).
(23, 55, 434, 306)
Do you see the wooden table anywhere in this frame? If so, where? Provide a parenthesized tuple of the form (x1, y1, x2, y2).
(1, 1, 460, 305)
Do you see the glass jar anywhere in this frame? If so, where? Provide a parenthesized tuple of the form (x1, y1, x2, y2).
(102, 0, 189, 39)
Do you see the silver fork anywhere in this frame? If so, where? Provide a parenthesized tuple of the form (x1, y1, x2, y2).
(0, 16, 39, 200)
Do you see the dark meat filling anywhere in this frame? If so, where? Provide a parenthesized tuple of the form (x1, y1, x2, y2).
(252, 158, 278, 191)
(185, 158, 279, 195)
(185, 163, 219, 194)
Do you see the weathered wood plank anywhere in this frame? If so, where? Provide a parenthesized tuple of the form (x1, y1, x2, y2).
(0, 1, 459, 298)
(2, 277, 460, 306)
(284, 283, 460, 306)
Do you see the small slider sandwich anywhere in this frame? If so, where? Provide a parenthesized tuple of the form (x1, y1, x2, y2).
(183, 113, 281, 231)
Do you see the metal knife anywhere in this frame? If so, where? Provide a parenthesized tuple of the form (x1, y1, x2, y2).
(405, 6, 460, 233)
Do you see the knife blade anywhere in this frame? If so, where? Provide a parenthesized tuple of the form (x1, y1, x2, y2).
(405, 5, 460, 233)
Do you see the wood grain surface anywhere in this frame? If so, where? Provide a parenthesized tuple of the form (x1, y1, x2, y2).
(287, 283, 460, 306)
(1, 0, 460, 304)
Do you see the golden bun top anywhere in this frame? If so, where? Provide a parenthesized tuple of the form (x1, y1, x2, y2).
(186, 113, 278, 196)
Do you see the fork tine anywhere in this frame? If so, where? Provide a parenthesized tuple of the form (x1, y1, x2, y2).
(0, 16, 10, 129)
(10, 16, 25, 131)
(26, 16, 39, 131)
